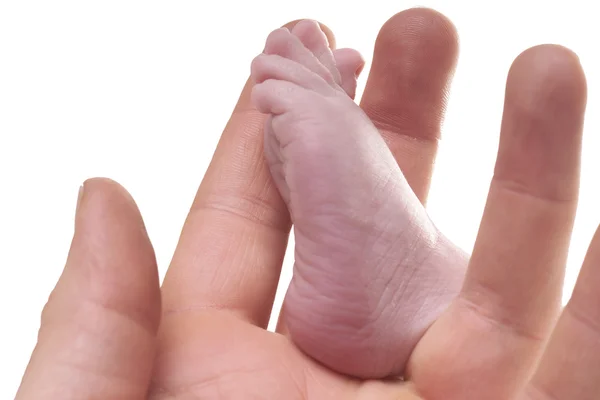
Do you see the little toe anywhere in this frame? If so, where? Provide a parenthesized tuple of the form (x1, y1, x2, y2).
(264, 27, 336, 86)
(333, 48, 365, 99)
(291, 20, 342, 86)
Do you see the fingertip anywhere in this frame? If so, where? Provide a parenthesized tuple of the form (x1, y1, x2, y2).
(358, 7, 460, 202)
(78, 177, 137, 214)
(80, 177, 135, 203)
(362, 7, 459, 141)
(506, 44, 587, 115)
(496, 44, 587, 202)
(18, 178, 161, 399)
(377, 7, 459, 65)
(71, 177, 160, 332)
(76, 177, 149, 242)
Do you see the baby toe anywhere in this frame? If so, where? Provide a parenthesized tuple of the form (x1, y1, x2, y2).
(291, 20, 341, 86)
(333, 48, 365, 99)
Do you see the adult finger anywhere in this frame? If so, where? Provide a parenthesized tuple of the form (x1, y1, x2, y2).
(160, 21, 335, 328)
(524, 225, 600, 400)
(15, 178, 161, 399)
(360, 8, 459, 203)
(410, 45, 587, 400)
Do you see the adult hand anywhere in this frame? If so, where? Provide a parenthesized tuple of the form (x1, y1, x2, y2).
(15, 7, 592, 400)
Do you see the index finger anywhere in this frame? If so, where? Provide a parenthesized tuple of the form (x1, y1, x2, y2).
(159, 21, 335, 328)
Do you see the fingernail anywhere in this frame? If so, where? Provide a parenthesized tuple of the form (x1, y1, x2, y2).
(76, 183, 85, 214)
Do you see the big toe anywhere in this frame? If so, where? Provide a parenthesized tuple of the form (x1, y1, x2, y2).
(333, 48, 365, 99)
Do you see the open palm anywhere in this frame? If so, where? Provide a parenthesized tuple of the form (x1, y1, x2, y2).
(16, 8, 595, 400)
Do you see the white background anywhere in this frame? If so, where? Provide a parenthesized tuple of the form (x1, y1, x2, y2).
(1, 1, 598, 397)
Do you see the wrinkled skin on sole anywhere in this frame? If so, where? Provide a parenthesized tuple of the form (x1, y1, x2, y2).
(251, 20, 466, 378)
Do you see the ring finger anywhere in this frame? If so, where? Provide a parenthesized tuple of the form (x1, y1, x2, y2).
(524, 224, 600, 400)
(409, 44, 587, 400)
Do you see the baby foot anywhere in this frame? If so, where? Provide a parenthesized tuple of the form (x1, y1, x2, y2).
(251, 20, 465, 378)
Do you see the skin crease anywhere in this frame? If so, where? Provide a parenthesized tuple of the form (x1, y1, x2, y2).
(14, 8, 599, 400)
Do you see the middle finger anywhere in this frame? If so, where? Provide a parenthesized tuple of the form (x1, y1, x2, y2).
(360, 8, 459, 202)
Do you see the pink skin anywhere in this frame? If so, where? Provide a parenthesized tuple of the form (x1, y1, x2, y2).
(251, 20, 465, 378)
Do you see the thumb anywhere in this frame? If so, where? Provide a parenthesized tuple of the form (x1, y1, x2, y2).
(16, 178, 161, 399)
